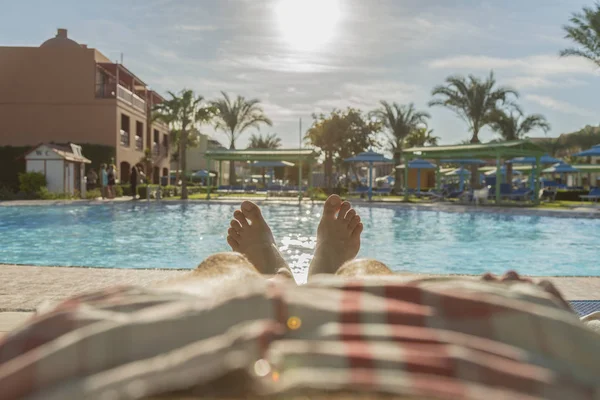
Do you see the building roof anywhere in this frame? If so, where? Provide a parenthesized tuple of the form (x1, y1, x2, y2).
(25, 143, 91, 163)
(403, 140, 545, 159)
(40, 28, 80, 49)
(205, 148, 317, 162)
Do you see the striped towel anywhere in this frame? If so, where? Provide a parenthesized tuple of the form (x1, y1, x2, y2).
(0, 275, 599, 400)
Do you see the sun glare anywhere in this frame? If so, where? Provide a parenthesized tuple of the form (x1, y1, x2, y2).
(275, 0, 341, 51)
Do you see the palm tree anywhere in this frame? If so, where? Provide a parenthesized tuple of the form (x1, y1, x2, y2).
(247, 133, 282, 149)
(211, 92, 272, 185)
(405, 128, 440, 148)
(490, 110, 550, 141)
(490, 109, 550, 184)
(154, 89, 215, 199)
(371, 102, 430, 192)
(429, 71, 518, 186)
(429, 72, 519, 144)
(560, 3, 600, 67)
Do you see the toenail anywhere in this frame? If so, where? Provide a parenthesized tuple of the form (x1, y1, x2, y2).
(242, 202, 253, 211)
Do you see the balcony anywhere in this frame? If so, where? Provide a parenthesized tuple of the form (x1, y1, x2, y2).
(120, 130, 130, 147)
(135, 135, 143, 151)
(96, 83, 146, 113)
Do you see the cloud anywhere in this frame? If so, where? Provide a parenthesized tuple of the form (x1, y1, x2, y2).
(525, 95, 595, 117)
(427, 54, 597, 76)
(505, 76, 586, 89)
(173, 24, 219, 32)
(314, 81, 424, 112)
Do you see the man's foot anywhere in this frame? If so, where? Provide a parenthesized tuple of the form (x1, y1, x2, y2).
(308, 195, 363, 278)
(227, 201, 293, 279)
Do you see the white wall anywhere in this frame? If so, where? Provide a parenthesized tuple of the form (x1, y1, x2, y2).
(26, 160, 45, 174)
(46, 160, 64, 193)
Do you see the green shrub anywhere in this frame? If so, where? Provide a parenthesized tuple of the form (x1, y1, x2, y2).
(19, 172, 47, 194)
(114, 185, 124, 197)
(555, 190, 588, 202)
(118, 184, 131, 196)
(0, 146, 28, 191)
(0, 186, 16, 201)
(86, 189, 102, 200)
(37, 186, 56, 200)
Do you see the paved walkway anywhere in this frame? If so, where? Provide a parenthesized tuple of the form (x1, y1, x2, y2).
(2, 264, 600, 334)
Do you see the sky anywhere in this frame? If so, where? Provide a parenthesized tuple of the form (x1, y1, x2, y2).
(2, 0, 599, 149)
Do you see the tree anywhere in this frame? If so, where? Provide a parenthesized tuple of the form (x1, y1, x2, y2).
(560, 3, 600, 67)
(306, 108, 379, 191)
(490, 110, 550, 141)
(247, 133, 282, 185)
(154, 89, 215, 199)
(211, 92, 272, 185)
(429, 71, 518, 186)
(247, 133, 282, 149)
(490, 109, 550, 184)
(371, 102, 430, 192)
(405, 128, 440, 148)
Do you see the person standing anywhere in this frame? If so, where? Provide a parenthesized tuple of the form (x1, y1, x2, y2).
(86, 169, 98, 190)
(130, 166, 139, 200)
(107, 165, 116, 199)
(100, 164, 108, 199)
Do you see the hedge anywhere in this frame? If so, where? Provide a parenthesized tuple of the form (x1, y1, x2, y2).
(554, 190, 589, 202)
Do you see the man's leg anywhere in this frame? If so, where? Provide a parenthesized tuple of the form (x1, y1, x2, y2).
(335, 258, 394, 277)
(308, 195, 364, 279)
(226, 201, 294, 280)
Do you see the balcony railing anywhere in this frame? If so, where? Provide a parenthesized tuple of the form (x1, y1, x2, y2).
(152, 143, 160, 156)
(120, 130, 130, 147)
(96, 83, 146, 113)
(135, 135, 143, 151)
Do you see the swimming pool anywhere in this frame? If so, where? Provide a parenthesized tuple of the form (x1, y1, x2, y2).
(0, 203, 598, 281)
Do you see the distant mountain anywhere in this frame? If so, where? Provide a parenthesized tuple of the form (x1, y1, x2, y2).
(527, 125, 600, 158)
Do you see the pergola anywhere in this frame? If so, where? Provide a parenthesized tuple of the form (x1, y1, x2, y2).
(204, 148, 318, 199)
(402, 140, 546, 204)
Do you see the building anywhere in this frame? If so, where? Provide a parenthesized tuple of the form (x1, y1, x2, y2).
(175, 133, 230, 183)
(0, 28, 170, 184)
(24, 143, 91, 196)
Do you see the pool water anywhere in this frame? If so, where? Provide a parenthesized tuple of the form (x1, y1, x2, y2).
(0, 203, 598, 282)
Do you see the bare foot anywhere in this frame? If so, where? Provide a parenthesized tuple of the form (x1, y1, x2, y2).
(308, 195, 363, 278)
(227, 201, 293, 279)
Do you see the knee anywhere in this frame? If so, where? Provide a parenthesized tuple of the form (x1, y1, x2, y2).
(335, 258, 393, 277)
(193, 252, 260, 278)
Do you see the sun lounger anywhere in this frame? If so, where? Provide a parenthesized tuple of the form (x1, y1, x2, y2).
(216, 185, 230, 193)
(244, 185, 257, 194)
(349, 186, 370, 196)
(375, 187, 392, 196)
(569, 300, 600, 316)
(580, 187, 600, 202)
(504, 187, 532, 201)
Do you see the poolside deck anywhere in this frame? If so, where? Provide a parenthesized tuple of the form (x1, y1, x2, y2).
(2, 264, 600, 334)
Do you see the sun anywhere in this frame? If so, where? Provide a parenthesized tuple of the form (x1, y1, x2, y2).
(275, 0, 341, 51)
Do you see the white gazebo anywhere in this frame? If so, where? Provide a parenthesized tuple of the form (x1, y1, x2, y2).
(24, 143, 91, 197)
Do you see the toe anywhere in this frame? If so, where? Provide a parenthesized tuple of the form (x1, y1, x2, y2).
(241, 201, 263, 224)
(348, 215, 361, 231)
(234, 210, 249, 227)
(351, 222, 363, 239)
(230, 220, 243, 232)
(337, 201, 351, 220)
(227, 235, 240, 250)
(228, 227, 240, 237)
(344, 208, 356, 222)
(323, 195, 342, 218)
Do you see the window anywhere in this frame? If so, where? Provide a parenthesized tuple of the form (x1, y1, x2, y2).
(153, 129, 160, 155)
(120, 114, 130, 146)
(135, 121, 144, 150)
(163, 134, 169, 155)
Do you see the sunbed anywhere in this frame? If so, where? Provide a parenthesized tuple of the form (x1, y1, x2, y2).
(580, 187, 600, 202)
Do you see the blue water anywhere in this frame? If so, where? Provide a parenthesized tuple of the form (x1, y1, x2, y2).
(0, 203, 598, 281)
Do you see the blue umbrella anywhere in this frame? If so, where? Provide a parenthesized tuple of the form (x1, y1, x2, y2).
(574, 144, 600, 157)
(345, 151, 393, 201)
(508, 154, 560, 192)
(192, 170, 216, 178)
(507, 154, 560, 164)
(543, 162, 579, 174)
(407, 159, 436, 192)
(440, 159, 487, 165)
(446, 167, 470, 191)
